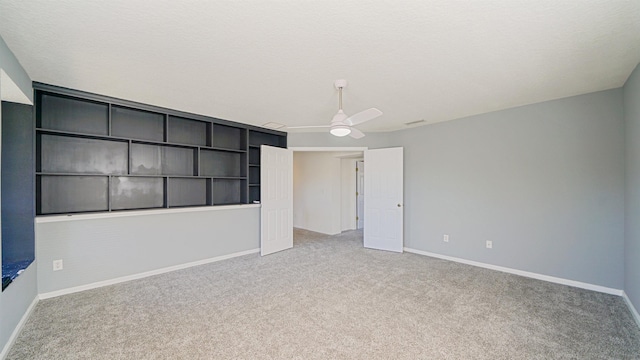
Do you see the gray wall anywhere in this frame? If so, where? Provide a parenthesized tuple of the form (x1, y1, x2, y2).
(291, 89, 626, 289)
(624, 63, 640, 312)
(0, 35, 36, 357)
(395, 89, 624, 289)
(36, 207, 260, 294)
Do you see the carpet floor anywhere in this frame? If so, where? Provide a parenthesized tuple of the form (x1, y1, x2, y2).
(7, 229, 640, 359)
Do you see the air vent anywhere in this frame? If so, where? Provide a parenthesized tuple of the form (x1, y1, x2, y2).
(262, 122, 286, 129)
(404, 119, 426, 126)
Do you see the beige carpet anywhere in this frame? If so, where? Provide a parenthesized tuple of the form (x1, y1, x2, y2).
(7, 229, 640, 359)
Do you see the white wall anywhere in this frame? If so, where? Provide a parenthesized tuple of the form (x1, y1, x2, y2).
(293, 152, 342, 235)
(36, 206, 260, 295)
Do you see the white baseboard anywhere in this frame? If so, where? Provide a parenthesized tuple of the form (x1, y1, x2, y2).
(39, 248, 260, 300)
(622, 291, 640, 328)
(0, 295, 39, 360)
(403, 247, 623, 296)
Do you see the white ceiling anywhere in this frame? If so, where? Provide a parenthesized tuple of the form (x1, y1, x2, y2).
(1, 1, 639, 133)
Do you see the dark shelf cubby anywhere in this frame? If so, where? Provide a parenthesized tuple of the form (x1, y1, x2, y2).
(213, 124, 245, 150)
(212, 179, 245, 205)
(249, 166, 260, 185)
(38, 93, 109, 135)
(200, 150, 244, 177)
(248, 147, 260, 165)
(39, 134, 128, 175)
(168, 116, 208, 146)
(249, 130, 285, 147)
(168, 178, 208, 207)
(110, 176, 164, 210)
(111, 106, 165, 142)
(34, 83, 286, 215)
(130, 143, 196, 176)
(38, 175, 109, 214)
(249, 186, 260, 204)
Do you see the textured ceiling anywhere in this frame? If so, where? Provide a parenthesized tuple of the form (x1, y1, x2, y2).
(1, 1, 639, 133)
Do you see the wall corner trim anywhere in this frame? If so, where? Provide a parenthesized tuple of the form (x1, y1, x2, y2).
(403, 247, 624, 296)
(622, 292, 640, 329)
(38, 248, 260, 300)
(0, 296, 39, 360)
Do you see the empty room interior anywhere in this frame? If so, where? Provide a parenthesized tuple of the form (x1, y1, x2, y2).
(1, 1, 640, 359)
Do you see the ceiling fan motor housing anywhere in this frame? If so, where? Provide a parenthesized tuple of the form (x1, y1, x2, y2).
(331, 109, 349, 125)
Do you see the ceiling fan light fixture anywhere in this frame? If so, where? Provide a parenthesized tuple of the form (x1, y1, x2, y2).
(330, 125, 351, 137)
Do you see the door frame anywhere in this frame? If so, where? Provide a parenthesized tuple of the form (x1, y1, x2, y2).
(289, 147, 368, 152)
(289, 147, 368, 238)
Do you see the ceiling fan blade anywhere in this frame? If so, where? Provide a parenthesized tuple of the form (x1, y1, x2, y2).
(345, 108, 382, 126)
(349, 127, 365, 139)
(286, 125, 331, 129)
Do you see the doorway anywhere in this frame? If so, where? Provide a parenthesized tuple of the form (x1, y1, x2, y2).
(291, 149, 364, 236)
(260, 146, 403, 255)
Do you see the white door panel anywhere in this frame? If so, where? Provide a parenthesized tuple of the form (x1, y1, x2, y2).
(261, 145, 293, 256)
(364, 147, 403, 252)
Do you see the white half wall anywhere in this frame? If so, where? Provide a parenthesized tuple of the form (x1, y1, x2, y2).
(36, 206, 260, 294)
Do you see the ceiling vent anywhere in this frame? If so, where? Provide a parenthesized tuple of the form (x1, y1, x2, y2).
(262, 122, 286, 129)
(404, 119, 426, 126)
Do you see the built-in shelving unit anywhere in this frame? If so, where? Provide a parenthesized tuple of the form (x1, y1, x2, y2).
(34, 83, 286, 215)
(247, 130, 286, 203)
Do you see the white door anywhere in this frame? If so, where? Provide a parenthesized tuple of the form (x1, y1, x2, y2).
(260, 145, 293, 256)
(364, 147, 403, 252)
(356, 161, 365, 229)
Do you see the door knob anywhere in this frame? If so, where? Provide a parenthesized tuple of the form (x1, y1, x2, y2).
(397, 204, 402, 207)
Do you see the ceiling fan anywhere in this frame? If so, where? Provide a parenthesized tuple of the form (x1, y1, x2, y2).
(287, 79, 382, 139)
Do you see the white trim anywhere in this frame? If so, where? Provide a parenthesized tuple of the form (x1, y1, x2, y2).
(38, 248, 260, 299)
(0, 296, 38, 360)
(404, 247, 623, 296)
(289, 147, 368, 152)
(622, 291, 640, 329)
(36, 204, 260, 223)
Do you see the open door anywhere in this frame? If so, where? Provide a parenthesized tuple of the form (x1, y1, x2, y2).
(260, 145, 293, 256)
(364, 147, 403, 252)
(357, 161, 365, 229)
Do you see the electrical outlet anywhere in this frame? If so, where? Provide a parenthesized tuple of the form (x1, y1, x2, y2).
(486, 241, 493, 249)
(53, 259, 63, 271)
(443, 234, 449, 242)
